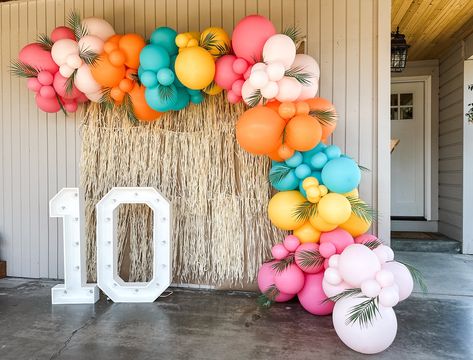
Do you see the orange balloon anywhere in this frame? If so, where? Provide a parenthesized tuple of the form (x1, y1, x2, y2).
(91, 53, 126, 88)
(119, 33, 146, 69)
(284, 114, 322, 151)
(236, 107, 285, 155)
(278, 102, 296, 119)
(306, 97, 338, 139)
(119, 78, 134, 93)
(129, 84, 162, 122)
(268, 148, 284, 162)
(109, 50, 126, 66)
(296, 101, 310, 115)
(110, 86, 125, 103)
(277, 143, 295, 160)
(265, 100, 281, 114)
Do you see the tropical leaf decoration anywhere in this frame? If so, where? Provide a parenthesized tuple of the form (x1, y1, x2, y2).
(128, 72, 142, 86)
(296, 249, 324, 269)
(122, 92, 139, 125)
(65, 69, 77, 95)
(157, 84, 176, 102)
(397, 261, 428, 294)
(347, 196, 377, 223)
(363, 239, 383, 250)
(271, 253, 295, 274)
(268, 165, 292, 186)
(54, 93, 68, 116)
(346, 296, 380, 328)
(98, 87, 115, 112)
(284, 65, 313, 86)
(257, 284, 280, 308)
(78, 46, 99, 66)
(245, 89, 263, 108)
(37, 33, 54, 51)
(199, 31, 230, 58)
(358, 164, 370, 172)
(282, 26, 301, 44)
(324, 288, 363, 303)
(9, 60, 39, 78)
(292, 200, 318, 223)
(308, 108, 338, 126)
(67, 10, 88, 41)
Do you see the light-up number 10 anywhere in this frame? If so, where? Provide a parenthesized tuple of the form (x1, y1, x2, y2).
(50, 187, 171, 304)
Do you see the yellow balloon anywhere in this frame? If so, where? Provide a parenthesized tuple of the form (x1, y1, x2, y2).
(175, 46, 216, 90)
(339, 212, 372, 237)
(317, 193, 351, 225)
(203, 82, 223, 95)
(200, 27, 231, 58)
(344, 188, 359, 198)
(268, 191, 306, 231)
(293, 222, 321, 243)
(310, 214, 338, 232)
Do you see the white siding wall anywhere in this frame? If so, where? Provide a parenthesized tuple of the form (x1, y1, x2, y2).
(0, 0, 390, 279)
(438, 43, 464, 241)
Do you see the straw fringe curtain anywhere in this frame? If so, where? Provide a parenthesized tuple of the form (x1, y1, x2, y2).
(80, 94, 284, 286)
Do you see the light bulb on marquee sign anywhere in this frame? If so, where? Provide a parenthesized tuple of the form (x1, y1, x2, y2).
(49, 187, 171, 304)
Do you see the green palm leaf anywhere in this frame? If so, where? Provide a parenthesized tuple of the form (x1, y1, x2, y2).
(158, 84, 176, 102)
(37, 33, 54, 51)
(271, 253, 295, 274)
(245, 89, 262, 108)
(324, 288, 363, 303)
(199, 31, 230, 58)
(297, 249, 324, 269)
(257, 284, 280, 308)
(67, 10, 87, 40)
(308, 108, 338, 126)
(292, 200, 318, 223)
(123, 92, 139, 125)
(363, 239, 383, 250)
(65, 69, 77, 96)
(98, 87, 115, 112)
(282, 26, 301, 43)
(55, 93, 67, 116)
(346, 296, 380, 328)
(268, 165, 292, 186)
(79, 46, 99, 66)
(396, 261, 428, 294)
(347, 196, 377, 223)
(284, 65, 313, 86)
(10, 60, 39, 78)
(358, 164, 370, 172)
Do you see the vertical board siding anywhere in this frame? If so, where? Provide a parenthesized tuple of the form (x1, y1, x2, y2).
(438, 42, 463, 241)
(0, 0, 385, 279)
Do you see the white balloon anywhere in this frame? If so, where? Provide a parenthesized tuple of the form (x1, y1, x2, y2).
(379, 286, 400, 307)
(75, 64, 101, 94)
(338, 244, 381, 287)
(361, 279, 381, 298)
(324, 267, 342, 285)
(266, 62, 285, 81)
(241, 80, 260, 106)
(59, 64, 75, 78)
(332, 297, 398, 354)
(328, 254, 340, 268)
(81, 17, 115, 42)
(275, 76, 302, 102)
(384, 246, 395, 262)
(66, 54, 83, 69)
(382, 262, 414, 301)
(51, 39, 79, 65)
(322, 278, 350, 298)
(376, 269, 395, 288)
(249, 70, 269, 89)
(260, 81, 279, 99)
(250, 62, 267, 73)
(78, 35, 105, 54)
(291, 54, 320, 100)
(263, 34, 296, 69)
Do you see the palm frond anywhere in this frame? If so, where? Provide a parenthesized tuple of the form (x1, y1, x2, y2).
(36, 33, 54, 51)
(346, 296, 380, 328)
(202, 80, 216, 93)
(347, 196, 377, 223)
(245, 89, 262, 108)
(128, 72, 141, 86)
(79, 46, 99, 66)
(158, 84, 176, 102)
(396, 261, 428, 294)
(284, 65, 313, 86)
(9, 60, 39, 78)
(309, 108, 338, 126)
(269, 165, 292, 186)
(199, 31, 230, 58)
(358, 164, 370, 172)
(55, 93, 67, 116)
(98, 88, 115, 112)
(123, 92, 139, 125)
(271, 253, 295, 274)
(324, 288, 362, 303)
(292, 200, 318, 223)
(297, 249, 324, 269)
(282, 26, 301, 44)
(363, 239, 382, 250)
(65, 69, 77, 96)
(257, 284, 279, 308)
(67, 10, 87, 40)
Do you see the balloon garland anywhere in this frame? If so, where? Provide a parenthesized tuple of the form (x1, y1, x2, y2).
(11, 12, 424, 355)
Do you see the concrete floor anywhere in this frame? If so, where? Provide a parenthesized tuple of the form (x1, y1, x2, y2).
(0, 251, 472, 360)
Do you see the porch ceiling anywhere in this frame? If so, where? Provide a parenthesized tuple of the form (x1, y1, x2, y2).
(392, 0, 473, 60)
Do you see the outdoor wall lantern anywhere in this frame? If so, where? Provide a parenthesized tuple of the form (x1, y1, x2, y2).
(391, 27, 410, 72)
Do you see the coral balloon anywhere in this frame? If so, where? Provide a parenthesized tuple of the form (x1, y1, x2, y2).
(35, 94, 61, 113)
(236, 106, 285, 155)
(53, 72, 82, 99)
(19, 43, 59, 73)
(298, 273, 334, 315)
(267, 191, 306, 231)
(129, 84, 162, 122)
(317, 193, 351, 225)
(119, 34, 146, 69)
(284, 114, 322, 151)
(175, 46, 215, 90)
(214, 55, 241, 90)
(50, 26, 75, 42)
(91, 54, 126, 88)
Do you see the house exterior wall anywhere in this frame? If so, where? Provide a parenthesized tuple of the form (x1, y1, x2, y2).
(0, 0, 390, 279)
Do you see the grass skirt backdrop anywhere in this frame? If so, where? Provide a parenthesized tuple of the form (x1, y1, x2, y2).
(81, 94, 284, 285)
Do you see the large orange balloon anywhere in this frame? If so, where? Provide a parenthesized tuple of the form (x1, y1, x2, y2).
(236, 106, 285, 155)
(119, 33, 146, 69)
(306, 97, 338, 139)
(91, 53, 126, 88)
(284, 114, 322, 151)
(129, 84, 162, 122)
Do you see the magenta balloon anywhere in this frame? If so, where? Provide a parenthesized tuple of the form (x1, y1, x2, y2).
(257, 262, 294, 302)
(53, 72, 82, 99)
(231, 15, 276, 64)
(50, 26, 75, 42)
(298, 273, 334, 315)
(36, 94, 61, 113)
(274, 263, 305, 295)
(214, 55, 241, 90)
(320, 228, 355, 254)
(295, 243, 324, 274)
(19, 43, 59, 73)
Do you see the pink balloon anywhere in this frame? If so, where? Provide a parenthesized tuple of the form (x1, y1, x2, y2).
(78, 35, 104, 55)
(320, 228, 354, 254)
(298, 273, 334, 315)
(35, 94, 61, 113)
(275, 77, 302, 102)
(231, 15, 276, 64)
(283, 235, 300, 252)
(382, 261, 413, 301)
(53, 72, 82, 99)
(262, 34, 296, 69)
(292, 54, 320, 101)
(319, 241, 336, 258)
(274, 263, 305, 295)
(295, 243, 324, 274)
(75, 64, 102, 94)
(51, 39, 79, 66)
(27, 78, 42, 92)
(39, 85, 56, 99)
(76, 92, 89, 104)
(243, 67, 252, 80)
(231, 79, 244, 96)
(50, 26, 75, 42)
(226, 90, 242, 104)
(232, 58, 248, 75)
(37, 71, 54, 86)
(214, 55, 241, 90)
(81, 17, 115, 42)
(271, 244, 289, 260)
(63, 101, 78, 113)
(338, 244, 381, 287)
(257, 262, 294, 302)
(355, 233, 379, 245)
(19, 43, 59, 73)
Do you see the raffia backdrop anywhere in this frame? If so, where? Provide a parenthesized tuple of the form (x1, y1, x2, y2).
(81, 94, 285, 285)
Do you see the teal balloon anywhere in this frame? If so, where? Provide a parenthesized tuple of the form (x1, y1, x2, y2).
(299, 171, 323, 198)
(140, 70, 158, 88)
(269, 166, 299, 191)
(139, 44, 170, 72)
(321, 157, 361, 193)
(171, 87, 190, 111)
(310, 152, 328, 170)
(324, 145, 342, 160)
(285, 151, 303, 168)
(302, 142, 327, 164)
(157, 68, 175, 86)
(187, 89, 201, 96)
(138, 66, 144, 78)
(190, 92, 203, 104)
(145, 84, 178, 112)
(150, 27, 178, 56)
(294, 164, 311, 179)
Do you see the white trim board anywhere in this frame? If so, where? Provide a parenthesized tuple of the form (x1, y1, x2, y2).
(463, 59, 473, 254)
(391, 220, 439, 233)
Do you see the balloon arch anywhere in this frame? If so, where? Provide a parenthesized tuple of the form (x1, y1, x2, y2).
(12, 12, 422, 355)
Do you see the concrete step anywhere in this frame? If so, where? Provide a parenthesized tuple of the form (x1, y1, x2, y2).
(391, 232, 461, 253)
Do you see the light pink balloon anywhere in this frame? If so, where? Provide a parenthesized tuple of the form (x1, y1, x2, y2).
(231, 15, 276, 64)
(332, 297, 397, 354)
(241, 80, 260, 105)
(295, 242, 324, 274)
(53, 72, 82, 99)
(257, 262, 295, 302)
(27, 78, 42, 92)
(51, 39, 79, 66)
(214, 55, 241, 90)
(338, 244, 381, 287)
(75, 64, 102, 94)
(39, 85, 56, 99)
(36, 94, 61, 113)
(226, 90, 242, 104)
(51, 26, 76, 42)
(274, 263, 305, 295)
(322, 278, 349, 298)
(86, 90, 103, 102)
(263, 34, 296, 69)
(275, 77, 301, 102)
(59, 64, 75, 78)
(298, 272, 334, 315)
(292, 54, 320, 100)
(283, 235, 300, 252)
(78, 35, 104, 55)
(81, 17, 115, 42)
(260, 81, 278, 99)
(19, 43, 59, 73)
(382, 261, 413, 301)
(66, 53, 83, 69)
(249, 70, 269, 89)
(266, 62, 285, 81)
(271, 244, 289, 260)
(320, 228, 354, 254)
(379, 286, 399, 308)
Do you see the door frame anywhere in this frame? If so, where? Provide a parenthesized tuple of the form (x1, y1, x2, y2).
(463, 58, 473, 254)
(391, 75, 438, 226)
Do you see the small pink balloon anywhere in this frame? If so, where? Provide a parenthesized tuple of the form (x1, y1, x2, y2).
(50, 26, 75, 42)
(355, 233, 379, 245)
(53, 72, 82, 99)
(319, 241, 336, 258)
(27, 78, 42, 92)
(271, 244, 289, 260)
(338, 244, 381, 287)
(214, 55, 241, 90)
(257, 261, 295, 302)
(232, 58, 249, 75)
(275, 76, 302, 102)
(298, 272, 334, 315)
(295, 243, 324, 274)
(249, 70, 269, 89)
(35, 94, 61, 113)
(283, 235, 300, 252)
(86, 90, 102, 102)
(59, 64, 75, 78)
(66, 53, 83, 69)
(226, 90, 242, 104)
(382, 261, 413, 301)
(361, 279, 381, 298)
(376, 269, 395, 288)
(274, 263, 305, 295)
(39, 85, 56, 99)
(231, 79, 244, 96)
(64, 101, 78, 113)
(320, 228, 355, 254)
(266, 62, 285, 81)
(378, 286, 399, 308)
(292, 54, 320, 100)
(19, 43, 59, 73)
(37, 71, 54, 86)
